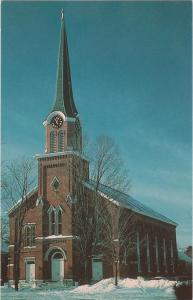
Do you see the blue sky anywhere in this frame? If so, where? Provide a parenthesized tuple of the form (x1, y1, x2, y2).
(2, 1, 192, 248)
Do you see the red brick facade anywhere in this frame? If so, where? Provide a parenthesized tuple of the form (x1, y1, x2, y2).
(8, 148, 178, 284)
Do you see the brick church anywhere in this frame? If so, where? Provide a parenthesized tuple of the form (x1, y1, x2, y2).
(8, 12, 178, 285)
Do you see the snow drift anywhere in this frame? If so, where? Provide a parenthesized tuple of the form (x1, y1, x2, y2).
(72, 277, 176, 294)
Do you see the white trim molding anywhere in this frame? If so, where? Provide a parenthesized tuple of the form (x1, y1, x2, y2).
(8, 187, 38, 215)
(35, 150, 88, 161)
(24, 223, 36, 226)
(36, 196, 44, 207)
(36, 235, 74, 241)
(50, 176, 61, 191)
(44, 246, 67, 261)
(24, 246, 36, 249)
(24, 257, 36, 261)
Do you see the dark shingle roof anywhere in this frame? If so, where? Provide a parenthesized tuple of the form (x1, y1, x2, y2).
(51, 14, 78, 117)
(86, 180, 177, 226)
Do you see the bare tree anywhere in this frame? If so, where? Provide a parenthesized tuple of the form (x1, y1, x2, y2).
(71, 135, 132, 284)
(89, 136, 133, 284)
(99, 202, 138, 285)
(66, 151, 95, 283)
(1, 215, 9, 245)
(90, 136, 130, 193)
(1, 158, 36, 291)
(72, 182, 95, 283)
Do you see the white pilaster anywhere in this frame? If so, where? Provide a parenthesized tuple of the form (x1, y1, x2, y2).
(170, 240, 174, 273)
(155, 236, 160, 273)
(136, 232, 141, 273)
(163, 238, 167, 272)
(146, 233, 151, 272)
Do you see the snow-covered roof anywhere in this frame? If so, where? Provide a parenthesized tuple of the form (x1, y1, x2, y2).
(35, 150, 88, 161)
(36, 235, 74, 240)
(85, 180, 177, 227)
(8, 186, 38, 215)
(8, 179, 177, 227)
(178, 250, 192, 264)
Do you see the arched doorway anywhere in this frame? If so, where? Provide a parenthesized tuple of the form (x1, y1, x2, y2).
(51, 252, 64, 281)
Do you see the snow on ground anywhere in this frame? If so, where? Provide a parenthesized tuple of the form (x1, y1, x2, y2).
(1, 278, 178, 300)
(72, 277, 176, 295)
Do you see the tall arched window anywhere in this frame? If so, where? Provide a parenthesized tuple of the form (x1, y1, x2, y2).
(51, 211, 55, 235)
(25, 227, 31, 246)
(58, 131, 64, 152)
(50, 131, 56, 152)
(31, 226, 35, 245)
(58, 210, 62, 234)
(48, 206, 63, 236)
(24, 225, 35, 247)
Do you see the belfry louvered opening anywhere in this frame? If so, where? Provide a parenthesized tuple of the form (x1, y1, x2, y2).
(58, 130, 64, 151)
(50, 131, 56, 152)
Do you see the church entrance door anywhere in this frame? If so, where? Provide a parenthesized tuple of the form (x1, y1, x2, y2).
(92, 258, 103, 281)
(51, 252, 64, 281)
(26, 261, 35, 282)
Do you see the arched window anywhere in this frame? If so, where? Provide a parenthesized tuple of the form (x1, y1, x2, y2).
(24, 225, 36, 247)
(25, 227, 31, 246)
(75, 132, 78, 150)
(58, 210, 62, 235)
(50, 131, 56, 152)
(31, 226, 35, 246)
(48, 206, 63, 236)
(58, 131, 64, 152)
(51, 211, 55, 235)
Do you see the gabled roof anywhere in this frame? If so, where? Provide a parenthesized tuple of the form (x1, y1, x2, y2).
(8, 180, 177, 227)
(8, 187, 38, 215)
(178, 250, 192, 264)
(85, 180, 177, 227)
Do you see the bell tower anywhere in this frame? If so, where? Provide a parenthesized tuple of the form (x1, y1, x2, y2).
(43, 10, 82, 154)
(36, 10, 89, 203)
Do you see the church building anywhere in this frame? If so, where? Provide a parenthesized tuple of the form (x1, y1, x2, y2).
(8, 12, 178, 286)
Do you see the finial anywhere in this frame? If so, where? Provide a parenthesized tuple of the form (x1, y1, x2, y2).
(61, 9, 64, 20)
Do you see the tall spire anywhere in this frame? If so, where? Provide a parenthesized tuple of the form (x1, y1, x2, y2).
(52, 10, 78, 117)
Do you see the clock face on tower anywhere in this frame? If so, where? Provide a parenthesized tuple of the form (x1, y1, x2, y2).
(51, 115, 63, 128)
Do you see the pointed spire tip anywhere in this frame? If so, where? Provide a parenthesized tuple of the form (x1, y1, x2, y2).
(61, 9, 64, 20)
